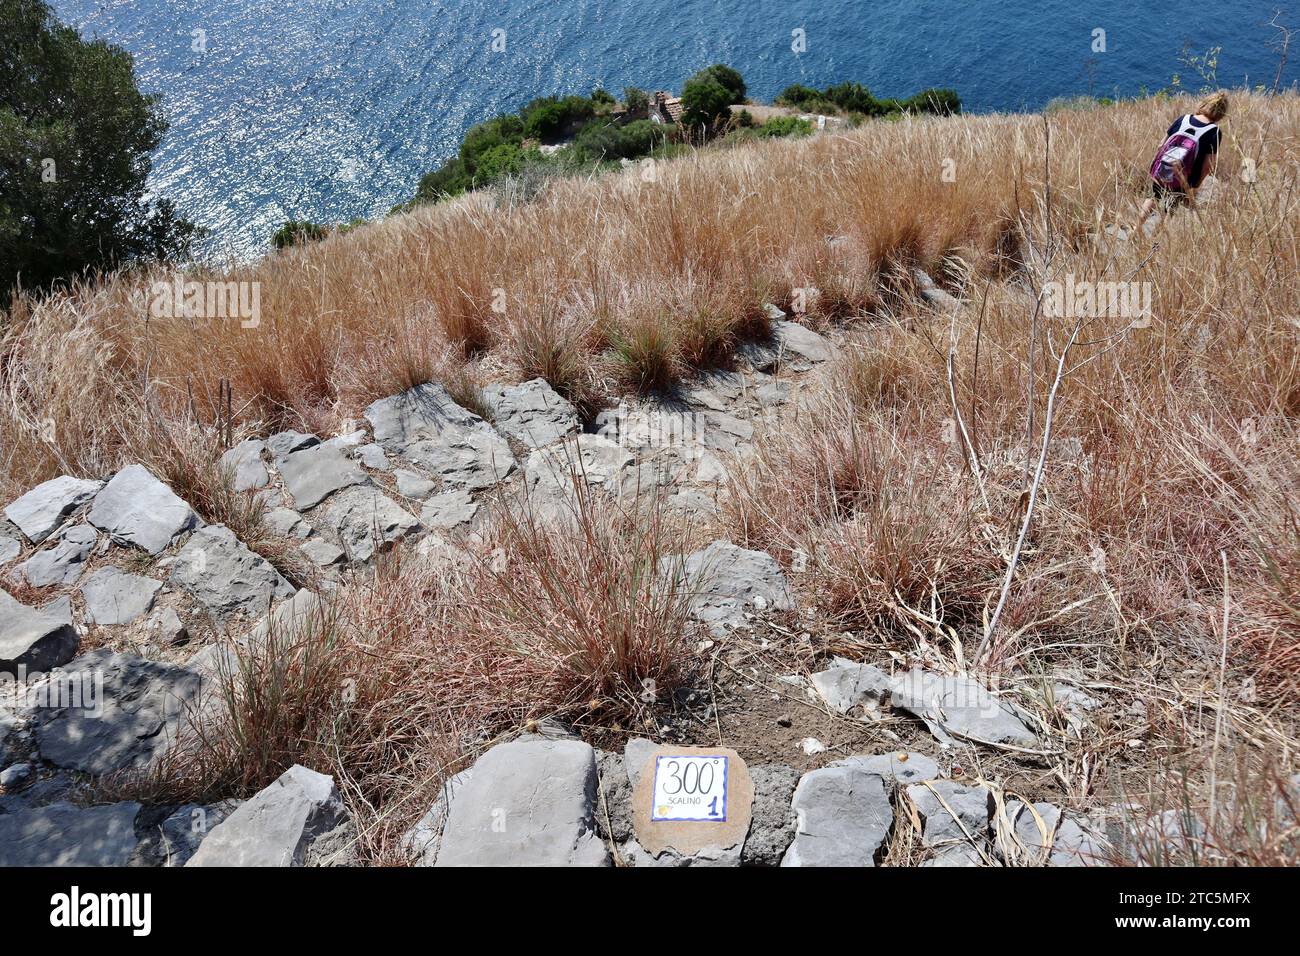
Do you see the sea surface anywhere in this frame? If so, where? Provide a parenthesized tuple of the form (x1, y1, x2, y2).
(52, 0, 1299, 257)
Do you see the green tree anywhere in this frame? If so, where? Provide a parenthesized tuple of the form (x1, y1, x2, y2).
(622, 87, 650, 119)
(0, 0, 196, 301)
(697, 64, 747, 103)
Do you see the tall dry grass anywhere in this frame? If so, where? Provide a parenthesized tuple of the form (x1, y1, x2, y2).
(5, 91, 1298, 863)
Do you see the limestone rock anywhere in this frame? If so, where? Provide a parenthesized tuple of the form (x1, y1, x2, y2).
(782, 766, 893, 867)
(87, 465, 200, 555)
(142, 800, 240, 867)
(890, 669, 1038, 748)
(0, 589, 78, 674)
(671, 540, 794, 634)
(0, 533, 18, 564)
(365, 383, 516, 490)
(403, 769, 475, 866)
(170, 524, 294, 620)
(317, 485, 419, 562)
(830, 751, 941, 788)
(434, 738, 609, 866)
(418, 488, 478, 530)
(30, 649, 203, 776)
(277, 442, 367, 510)
(264, 506, 310, 539)
(299, 537, 345, 568)
(906, 779, 992, 845)
(266, 430, 319, 459)
(78, 566, 161, 626)
(4, 475, 103, 544)
(810, 657, 891, 715)
(0, 801, 141, 866)
(394, 469, 437, 499)
(220, 439, 270, 492)
(481, 378, 580, 449)
(187, 765, 349, 867)
(15, 524, 97, 587)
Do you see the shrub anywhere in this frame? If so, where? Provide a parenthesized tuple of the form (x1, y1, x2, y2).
(623, 87, 650, 118)
(573, 119, 664, 163)
(756, 116, 814, 138)
(270, 219, 328, 250)
(522, 95, 595, 142)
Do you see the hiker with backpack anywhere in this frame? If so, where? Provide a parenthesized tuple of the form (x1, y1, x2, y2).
(1136, 91, 1228, 232)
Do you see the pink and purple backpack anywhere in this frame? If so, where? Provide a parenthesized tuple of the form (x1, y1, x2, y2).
(1150, 116, 1213, 190)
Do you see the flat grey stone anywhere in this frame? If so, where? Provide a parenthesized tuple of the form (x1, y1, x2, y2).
(0, 762, 32, 788)
(404, 769, 475, 866)
(620, 835, 741, 867)
(623, 737, 657, 790)
(266, 430, 319, 459)
(4, 476, 103, 544)
(366, 383, 516, 490)
(220, 439, 270, 491)
(394, 469, 437, 499)
(890, 669, 1038, 748)
(525, 434, 634, 503)
(1049, 815, 1108, 866)
(0, 708, 25, 766)
(906, 780, 992, 845)
(435, 738, 609, 867)
(418, 488, 478, 530)
(170, 524, 294, 620)
(775, 320, 834, 363)
(698, 410, 754, 454)
(141, 800, 240, 867)
(782, 766, 893, 867)
(300, 537, 345, 568)
(277, 442, 368, 510)
(831, 751, 941, 787)
(79, 566, 161, 625)
(671, 540, 794, 635)
(0, 801, 141, 865)
(146, 606, 188, 645)
(15, 524, 97, 587)
(187, 765, 349, 867)
(810, 657, 891, 715)
(0, 534, 18, 564)
(317, 485, 420, 562)
(87, 465, 199, 555)
(264, 506, 310, 539)
(355, 443, 390, 471)
(923, 843, 987, 867)
(481, 378, 580, 449)
(741, 764, 799, 866)
(0, 589, 78, 674)
(30, 648, 203, 776)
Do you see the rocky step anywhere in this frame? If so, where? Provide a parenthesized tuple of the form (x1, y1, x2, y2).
(400, 735, 1107, 868)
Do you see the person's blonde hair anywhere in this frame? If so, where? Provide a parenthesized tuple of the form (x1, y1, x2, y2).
(1196, 91, 1230, 122)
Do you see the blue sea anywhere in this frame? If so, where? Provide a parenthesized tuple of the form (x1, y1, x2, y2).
(53, 0, 1299, 257)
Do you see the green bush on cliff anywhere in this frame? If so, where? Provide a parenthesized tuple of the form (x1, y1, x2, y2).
(776, 81, 961, 117)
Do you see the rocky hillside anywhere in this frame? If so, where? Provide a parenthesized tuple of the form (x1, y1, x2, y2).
(2, 92, 1298, 866)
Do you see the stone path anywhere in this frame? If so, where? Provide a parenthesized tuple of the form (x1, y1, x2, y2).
(0, 305, 1139, 866)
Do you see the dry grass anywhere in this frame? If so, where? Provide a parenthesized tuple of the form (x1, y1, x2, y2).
(112, 486, 698, 861)
(6, 91, 1299, 865)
